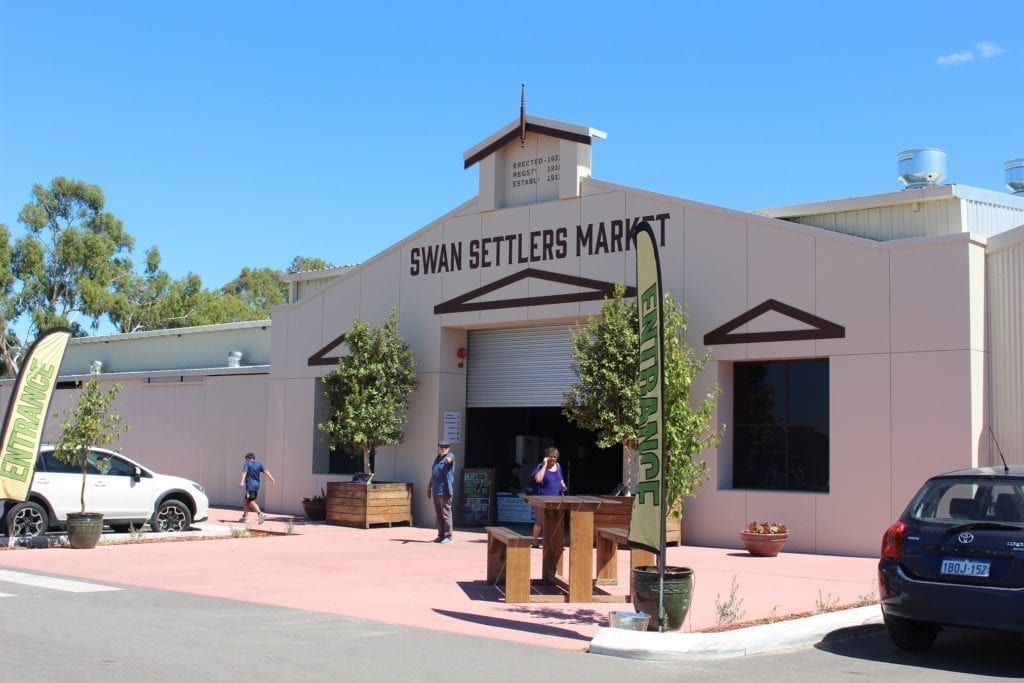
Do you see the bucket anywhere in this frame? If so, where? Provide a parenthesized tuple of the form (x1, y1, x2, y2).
(609, 610, 650, 631)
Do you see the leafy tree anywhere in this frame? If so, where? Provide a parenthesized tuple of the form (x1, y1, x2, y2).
(108, 246, 174, 333)
(13, 177, 134, 336)
(185, 287, 264, 326)
(563, 283, 639, 451)
(221, 267, 287, 315)
(0, 223, 19, 377)
(563, 283, 724, 512)
(319, 309, 418, 474)
(111, 256, 271, 331)
(287, 256, 335, 273)
(53, 378, 131, 513)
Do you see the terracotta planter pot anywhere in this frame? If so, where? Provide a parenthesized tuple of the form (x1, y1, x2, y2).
(739, 530, 789, 557)
(301, 501, 327, 521)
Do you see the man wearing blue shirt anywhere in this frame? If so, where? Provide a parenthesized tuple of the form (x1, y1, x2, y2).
(427, 440, 455, 543)
(238, 452, 275, 524)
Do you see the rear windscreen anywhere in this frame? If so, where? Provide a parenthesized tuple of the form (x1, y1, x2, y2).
(908, 478, 1024, 524)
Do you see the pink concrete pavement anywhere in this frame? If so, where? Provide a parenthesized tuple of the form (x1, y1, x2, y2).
(0, 507, 880, 651)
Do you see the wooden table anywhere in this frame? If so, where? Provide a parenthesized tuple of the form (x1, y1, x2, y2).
(522, 494, 628, 603)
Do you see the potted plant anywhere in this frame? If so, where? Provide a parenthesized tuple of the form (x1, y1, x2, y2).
(564, 282, 724, 631)
(318, 309, 418, 529)
(740, 520, 790, 557)
(53, 377, 130, 549)
(301, 489, 327, 521)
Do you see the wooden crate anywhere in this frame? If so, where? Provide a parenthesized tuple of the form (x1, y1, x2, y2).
(326, 481, 413, 529)
(592, 495, 682, 546)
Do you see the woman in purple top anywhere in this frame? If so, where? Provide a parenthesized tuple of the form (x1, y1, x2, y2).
(530, 446, 566, 547)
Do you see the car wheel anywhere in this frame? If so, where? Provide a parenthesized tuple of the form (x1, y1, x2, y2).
(884, 614, 940, 651)
(5, 501, 50, 539)
(151, 500, 192, 533)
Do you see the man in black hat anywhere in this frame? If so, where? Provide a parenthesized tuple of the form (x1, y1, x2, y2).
(427, 439, 455, 543)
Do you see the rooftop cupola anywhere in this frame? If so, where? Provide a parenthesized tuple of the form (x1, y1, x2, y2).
(463, 92, 605, 211)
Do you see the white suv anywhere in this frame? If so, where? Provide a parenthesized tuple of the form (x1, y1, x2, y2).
(2, 445, 210, 539)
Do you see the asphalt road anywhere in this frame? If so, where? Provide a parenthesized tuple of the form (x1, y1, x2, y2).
(1, 570, 1021, 681)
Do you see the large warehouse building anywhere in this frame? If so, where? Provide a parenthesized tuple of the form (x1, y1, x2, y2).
(4, 115, 1023, 556)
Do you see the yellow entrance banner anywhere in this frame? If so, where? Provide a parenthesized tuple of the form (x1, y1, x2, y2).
(0, 328, 71, 501)
(627, 222, 665, 557)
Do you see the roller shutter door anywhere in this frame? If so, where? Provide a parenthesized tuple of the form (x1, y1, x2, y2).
(467, 325, 576, 407)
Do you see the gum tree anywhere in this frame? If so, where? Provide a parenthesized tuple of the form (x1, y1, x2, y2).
(13, 177, 134, 336)
(0, 223, 18, 377)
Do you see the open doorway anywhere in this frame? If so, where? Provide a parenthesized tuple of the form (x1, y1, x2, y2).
(465, 407, 621, 495)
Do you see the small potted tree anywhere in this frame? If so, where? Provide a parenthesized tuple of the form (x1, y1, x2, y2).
(53, 377, 130, 549)
(564, 283, 724, 630)
(318, 309, 419, 528)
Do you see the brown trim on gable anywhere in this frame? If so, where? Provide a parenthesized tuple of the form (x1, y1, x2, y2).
(434, 267, 636, 314)
(702, 299, 845, 345)
(463, 123, 594, 169)
(307, 331, 347, 367)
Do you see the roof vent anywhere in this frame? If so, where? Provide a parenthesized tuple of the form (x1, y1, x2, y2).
(90, 360, 103, 375)
(227, 351, 242, 368)
(1006, 159, 1024, 195)
(897, 148, 946, 189)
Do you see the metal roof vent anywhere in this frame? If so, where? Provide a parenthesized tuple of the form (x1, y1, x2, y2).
(1006, 159, 1024, 195)
(227, 351, 242, 368)
(897, 148, 946, 189)
(89, 360, 103, 375)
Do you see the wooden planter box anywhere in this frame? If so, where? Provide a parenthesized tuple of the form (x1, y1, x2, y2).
(592, 495, 682, 546)
(326, 481, 413, 529)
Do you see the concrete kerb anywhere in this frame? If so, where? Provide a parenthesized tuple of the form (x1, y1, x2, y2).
(589, 605, 883, 660)
(1, 519, 239, 548)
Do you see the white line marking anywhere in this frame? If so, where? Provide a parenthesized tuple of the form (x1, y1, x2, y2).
(0, 569, 121, 593)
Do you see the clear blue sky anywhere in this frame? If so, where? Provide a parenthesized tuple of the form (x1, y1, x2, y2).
(2, 2, 1021, 308)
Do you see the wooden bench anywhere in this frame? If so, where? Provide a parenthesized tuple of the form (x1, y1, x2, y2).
(595, 526, 657, 586)
(592, 495, 683, 546)
(485, 526, 532, 603)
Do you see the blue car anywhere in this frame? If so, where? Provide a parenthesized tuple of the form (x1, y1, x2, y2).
(878, 465, 1024, 651)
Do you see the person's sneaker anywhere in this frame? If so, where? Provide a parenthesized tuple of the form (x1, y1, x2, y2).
(531, 540, 541, 549)
(439, 537, 452, 544)
(433, 536, 444, 543)
(258, 512, 266, 524)
(238, 515, 247, 523)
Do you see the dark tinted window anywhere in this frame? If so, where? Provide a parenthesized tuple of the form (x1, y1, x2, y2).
(38, 449, 80, 474)
(733, 359, 829, 492)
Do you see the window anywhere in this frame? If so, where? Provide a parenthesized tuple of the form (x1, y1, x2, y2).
(732, 359, 829, 492)
(39, 449, 79, 474)
(329, 445, 373, 474)
(909, 478, 1024, 524)
(87, 451, 135, 477)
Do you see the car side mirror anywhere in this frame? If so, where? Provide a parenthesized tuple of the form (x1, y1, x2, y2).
(133, 466, 142, 483)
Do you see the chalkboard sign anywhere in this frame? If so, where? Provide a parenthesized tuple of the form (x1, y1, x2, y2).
(459, 468, 495, 525)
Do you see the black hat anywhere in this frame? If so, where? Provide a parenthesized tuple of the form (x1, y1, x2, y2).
(244, 452, 255, 459)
